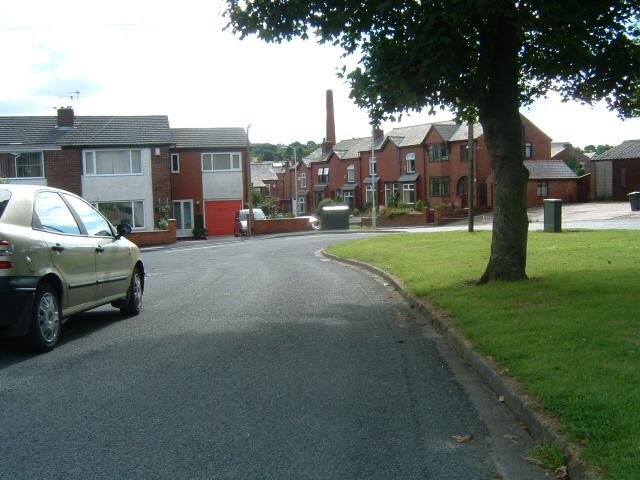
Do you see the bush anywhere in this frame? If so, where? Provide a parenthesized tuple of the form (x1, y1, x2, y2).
(397, 201, 410, 210)
(352, 208, 360, 216)
(317, 198, 335, 209)
(382, 207, 410, 219)
(415, 200, 425, 212)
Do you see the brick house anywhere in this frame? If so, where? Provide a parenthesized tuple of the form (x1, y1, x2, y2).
(284, 90, 584, 213)
(591, 140, 640, 200)
(0, 108, 248, 236)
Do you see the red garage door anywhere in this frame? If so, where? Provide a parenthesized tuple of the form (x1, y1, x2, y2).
(204, 200, 242, 236)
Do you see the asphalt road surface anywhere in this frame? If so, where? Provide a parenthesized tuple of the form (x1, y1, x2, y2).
(1, 233, 548, 479)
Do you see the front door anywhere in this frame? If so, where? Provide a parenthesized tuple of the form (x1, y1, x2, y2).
(595, 161, 612, 199)
(173, 200, 194, 237)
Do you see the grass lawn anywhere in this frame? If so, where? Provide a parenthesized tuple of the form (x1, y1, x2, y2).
(327, 230, 640, 479)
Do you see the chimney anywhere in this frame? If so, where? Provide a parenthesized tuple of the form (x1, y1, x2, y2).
(326, 89, 336, 146)
(57, 107, 75, 128)
(321, 137, 332, 154)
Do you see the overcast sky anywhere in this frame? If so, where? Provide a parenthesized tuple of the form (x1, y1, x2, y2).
(1, 0, 638, 148)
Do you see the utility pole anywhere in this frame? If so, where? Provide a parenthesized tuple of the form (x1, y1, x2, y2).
(371, 125, 377, 228)
(468, 121, 475, 232)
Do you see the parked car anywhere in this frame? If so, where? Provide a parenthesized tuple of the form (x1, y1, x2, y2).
(234, 208, 266, 236)
(0, 185, 144, 352)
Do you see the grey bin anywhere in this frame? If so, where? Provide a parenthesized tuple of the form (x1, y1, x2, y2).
(543, 199, 562, 232)
(628, 192, 640, 212)
(320, 205, 350, 230)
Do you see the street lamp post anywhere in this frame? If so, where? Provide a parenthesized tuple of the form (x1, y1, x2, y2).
(247, 124, 253, 237)
(370, 125, 377, 228)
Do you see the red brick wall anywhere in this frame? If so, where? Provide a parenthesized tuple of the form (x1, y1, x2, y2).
(127, 219, 177, 247)
(151, 147, 171, 223)
(170, 150, 204, 218)
(526, 179, 579, 206)
(254, 217, 313, 234)
(522, 115, 552, 159)
(45, 149, 82, 195)
(361, 210, 429, 227)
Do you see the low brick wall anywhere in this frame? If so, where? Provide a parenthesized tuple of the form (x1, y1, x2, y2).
(254, 217, 313, 234)
(433, 207, 490, 225)
(361, 210, 430, 227)
(127, 219, 177, 247)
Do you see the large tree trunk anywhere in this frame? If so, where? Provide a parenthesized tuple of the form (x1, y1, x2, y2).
(477, 10, 529, 284)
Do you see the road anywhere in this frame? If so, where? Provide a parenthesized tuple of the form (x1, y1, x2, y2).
(0, 234, 547, 479)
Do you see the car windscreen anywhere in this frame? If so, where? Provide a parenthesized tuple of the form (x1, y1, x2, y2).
(0, 189, 11, 220)
(253, 210, 266, 219)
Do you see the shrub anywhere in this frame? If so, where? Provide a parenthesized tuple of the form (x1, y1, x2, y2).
(318, 198, 335, 209)
(383, 207, 410, 219)
(415, 200, 425, 212)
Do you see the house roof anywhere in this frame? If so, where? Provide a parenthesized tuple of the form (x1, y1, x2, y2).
(551, 142, 571, 157)
(448, 124, 483, 142)
(386, 124, 432, 146)
(171, 128, 247, 148)
(524, 160, 578, 179)
(593, 140, 640, 160)
(0, 115, 172, 149)
(251, 162, 279, 183)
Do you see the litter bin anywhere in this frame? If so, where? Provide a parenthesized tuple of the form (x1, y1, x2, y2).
(543, 199, 562, 233)
(628, 192, 640, 211)
(320, 205, 350, 230)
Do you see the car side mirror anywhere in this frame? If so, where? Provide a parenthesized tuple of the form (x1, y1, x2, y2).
(116, 223, 133, 238)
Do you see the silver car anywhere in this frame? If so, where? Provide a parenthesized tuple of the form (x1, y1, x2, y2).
(0, 184, 144, 352)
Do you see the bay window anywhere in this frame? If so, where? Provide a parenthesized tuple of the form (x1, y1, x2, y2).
(403, 184, 416, 204)
(94, 200, 145, 228)
(0, 152, 44, 178)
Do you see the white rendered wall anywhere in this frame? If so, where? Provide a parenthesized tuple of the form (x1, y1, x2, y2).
(81, 148, 154, 230)
(202, 171, 243, 200)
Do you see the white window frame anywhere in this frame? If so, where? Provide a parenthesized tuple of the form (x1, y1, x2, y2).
(299, 173, 307, 189)
(298, 195, 306, 214)
(83, 149, 143, 176)
(405, 152, 416, 173)
(347, 164, 355, 182)
(403, 183, 416, 204)
(201, 152, 242, 172)
(317, 167, 329, 184)
(369, 156, 377, 175)
(525, 142, 533, 159)
(2, 151, 45, 179)
(343, 190, 354, 206)
(171, 153, 180, 173)
(366, 185, 376, 204)
(93, 200, 146, 229)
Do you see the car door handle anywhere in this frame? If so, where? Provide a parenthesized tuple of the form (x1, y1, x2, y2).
(51, 244, 65, 252)
(95, 245, 105, 253)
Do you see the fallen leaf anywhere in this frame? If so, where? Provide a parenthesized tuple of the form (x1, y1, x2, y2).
(554, 465, 568, 479)
(452, 434, 473, 444)
(383, 282, 391, 286)
(503, 433, 518, 445)
(498, 395, 505, 403)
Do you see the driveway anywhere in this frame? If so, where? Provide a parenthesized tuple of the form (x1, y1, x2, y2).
(1, 234, 546, 479)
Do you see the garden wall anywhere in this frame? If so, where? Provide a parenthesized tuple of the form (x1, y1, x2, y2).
(361, 210, 431, 227)
(127, 219, 177, 247)
(254, 217, 313, 234)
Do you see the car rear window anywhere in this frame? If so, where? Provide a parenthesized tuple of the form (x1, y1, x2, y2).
(0, 189, 11, 220)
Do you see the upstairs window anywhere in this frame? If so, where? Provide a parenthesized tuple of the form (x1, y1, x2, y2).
(406, 152, 416, 173)
(318, 167, 329, 184)
(347, 164, 355, 182)
(171, 153, 180, 173)
(524, 142, 533, 159)
(202, 152, 241, 172)
(299, 173, 307, 189)
(427, 143, 449, 162)
(0, 152, 44, 178)
(84, 149, 142, 175)
(369, 155, 377, 175)
(536, 181, 548, 197)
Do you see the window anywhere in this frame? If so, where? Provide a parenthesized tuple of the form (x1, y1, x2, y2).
(343, 190, 354, 206)
(524, 142, 533, 159)
(33, 191, 81, 235)
(299, 173, 307, 189)
(63, 194, 113, 236)
(385, 183, 400, 206)
(298, 196, 306, 214)
(460, 143, 476, 162)
(536, 181, 548, 197)
(429, 176, 451, 197)
(347, 164, 355, 182)
(171, 153, 180, 173)
(427, 143, 449, 162)
(369, 155, 377, 175)
(366, 185, 376, 204)
(0, 152, 44, 178)
(202, 152, 241, 172)
(94, 201, 145, 229)
(317, 167, 329, 184)
(403, 184, 416, 204)
(406, 152, 416, 173)
(84, 149, 142, 175)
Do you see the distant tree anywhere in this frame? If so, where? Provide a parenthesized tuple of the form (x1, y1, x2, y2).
(226, 1, 640, 283)
(583, 144, 614, 155)
(251, 141, 320, 163)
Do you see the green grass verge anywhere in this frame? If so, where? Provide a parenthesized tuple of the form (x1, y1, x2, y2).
(528, 442, 566, 471)
(326, 230, 640, 480)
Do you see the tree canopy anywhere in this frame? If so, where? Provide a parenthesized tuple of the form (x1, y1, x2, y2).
(225, 0, 640, 282)
(251, 141, 319, 163)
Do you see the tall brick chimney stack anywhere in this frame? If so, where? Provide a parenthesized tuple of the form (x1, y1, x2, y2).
(326, 89, 336, 145)
(57, 107, 75, 128)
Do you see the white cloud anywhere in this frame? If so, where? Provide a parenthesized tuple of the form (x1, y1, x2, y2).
(0, 0, 637, 148)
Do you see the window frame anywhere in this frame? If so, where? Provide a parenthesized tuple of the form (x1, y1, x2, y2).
(427, 143, 449, 162)
(365, 185, 376, 204)
(429, 176, 451, 197)
(317, 167, 329, 184)
(403, 183, 416, 204)
(536, 181, 548, 197)
(83, 149, 143, 176)
(1, 151, 45, 179)
(171, 153, 180, 173)
(297, 195, 306, 214)
(525, 142, 533, 159)
(201, 152, 242, 172)
(299, 173, 307, 189)
(369, 155, 377, 175)
(342, 190, 354, 206)
(384, 182, 400, 206)
(347, 164, 355, 183)
(93, 200, 146, 229)
(405, 152, 416, 173)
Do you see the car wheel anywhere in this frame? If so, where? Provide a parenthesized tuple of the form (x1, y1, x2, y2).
(120, 267, 143, 316)
(26, 283, 61, 353)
